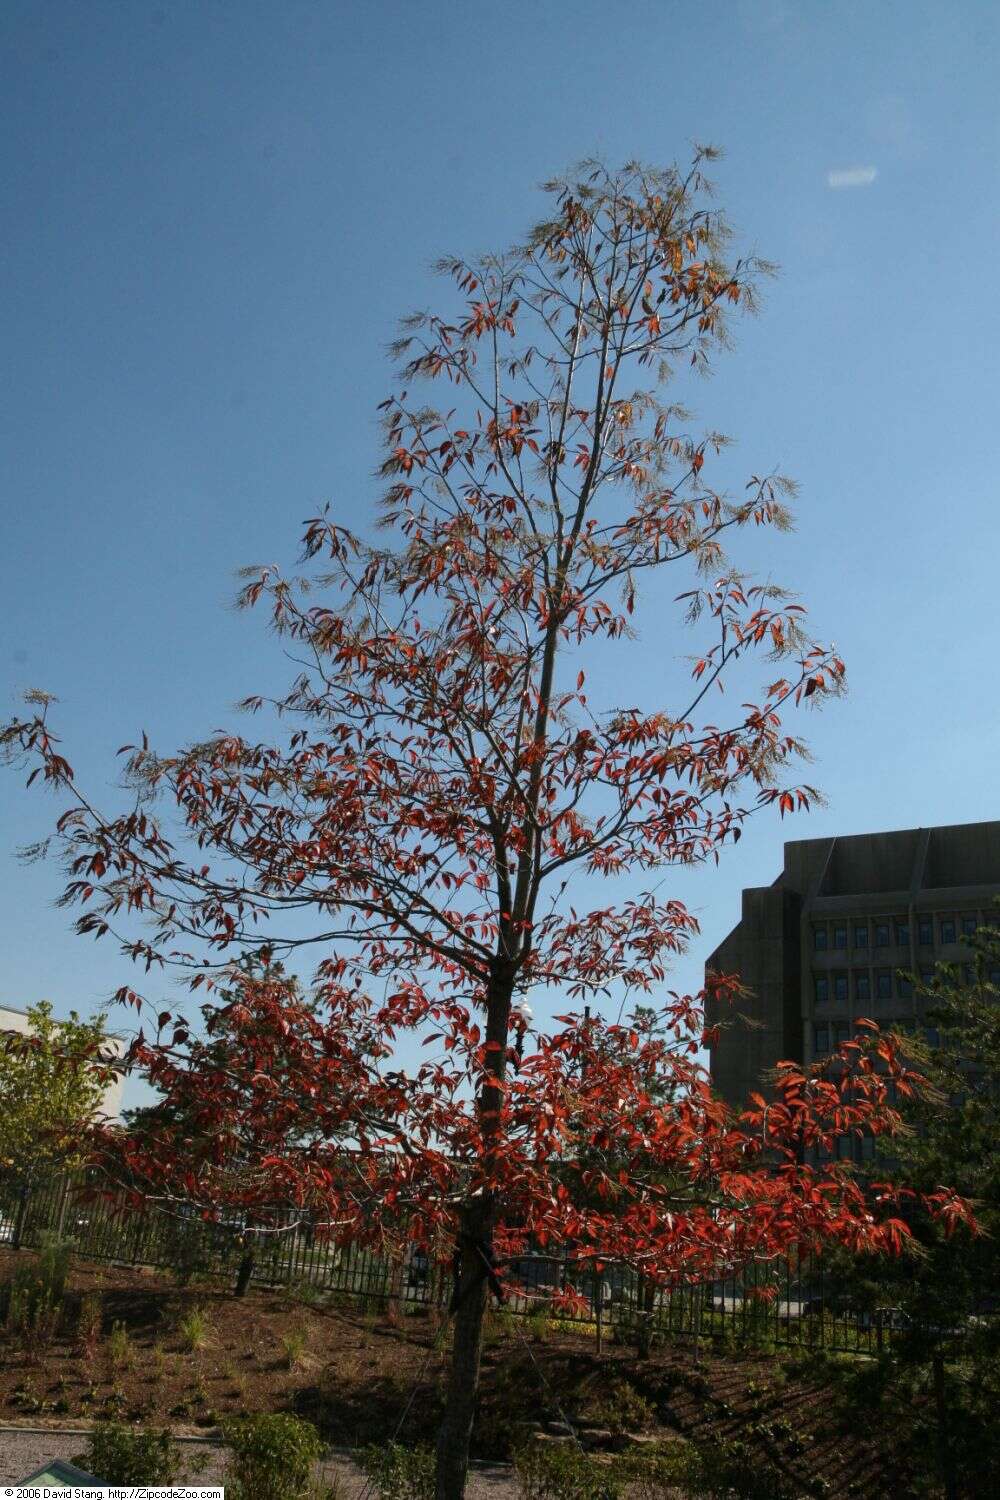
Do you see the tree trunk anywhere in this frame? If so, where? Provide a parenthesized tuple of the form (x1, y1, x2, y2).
(435, 963, 513, 1499)
(435, 1204, 491, 1500)
(932, 1348, 957, 1500)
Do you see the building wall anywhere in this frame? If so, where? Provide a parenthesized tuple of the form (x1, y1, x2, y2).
(0, 1004, 126, 1122)
(706, 883, 801, 1105)
(706, 820, 1000, 1109)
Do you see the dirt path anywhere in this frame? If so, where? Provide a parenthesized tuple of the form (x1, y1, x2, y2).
(0, 1422, 518, 1495)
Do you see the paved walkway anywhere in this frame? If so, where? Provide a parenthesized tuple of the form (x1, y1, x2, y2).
(0, 1422, 518, 1495)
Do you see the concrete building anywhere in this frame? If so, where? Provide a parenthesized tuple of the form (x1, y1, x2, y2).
(0, 1003, 126, 1122)
(706, 820, 1000, 1111)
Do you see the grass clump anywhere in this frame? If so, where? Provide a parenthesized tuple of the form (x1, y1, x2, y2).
(281, 1325, 309, 1370)
(76, 1290, 103, 1354)
(288, 1278, 327, 1309)
(177, 1303, 211, 1351)
(526, 1305, 552, 1343)
(107, 1318, 132, 1369)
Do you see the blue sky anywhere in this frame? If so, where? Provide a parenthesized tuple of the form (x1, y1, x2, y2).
(2, 1, 998, 1109)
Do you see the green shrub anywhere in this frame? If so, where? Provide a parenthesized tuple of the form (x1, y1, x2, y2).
(223, 1412, 323, 1500)
(618, 1437, 800, 1500)
(473, 1357, 539, 1458)
(78, 1422, 181, 1486)
(36, 1233, 73, 1302)
(694, 1438, 799, 1500)
(357, 1442, 436, 1500)
(3, 1233, 73, 1328)
(616, 1445, 702, 1499)
(161, 1216, 217, 1286)
(3, 1270, 37, 1333)
(514, 1442, 624, 1500)
(587, 1377, 653, 1435)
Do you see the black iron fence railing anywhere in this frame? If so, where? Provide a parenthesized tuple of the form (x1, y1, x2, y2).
(0, 1173, 915, 1354)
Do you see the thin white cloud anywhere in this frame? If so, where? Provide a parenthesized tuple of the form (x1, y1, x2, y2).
(827, 166, 878, 190)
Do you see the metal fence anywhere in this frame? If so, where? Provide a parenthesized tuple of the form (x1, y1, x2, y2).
(0, 1173, 900, 1355)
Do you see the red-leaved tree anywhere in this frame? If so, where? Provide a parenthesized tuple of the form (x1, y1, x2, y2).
(2, 155, 971, 1498)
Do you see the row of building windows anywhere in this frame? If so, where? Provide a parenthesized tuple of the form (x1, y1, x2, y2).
(814, 963, 1000, 1006)
(814, 969, 916, 1004)
(812, 912, 984, 952)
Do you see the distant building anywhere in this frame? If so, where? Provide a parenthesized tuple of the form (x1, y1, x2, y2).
(0, 1003, 126, 1122)
(705, 820, 1000, 1113)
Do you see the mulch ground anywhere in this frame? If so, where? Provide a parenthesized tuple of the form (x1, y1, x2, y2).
(0, 1247, 916, 1498)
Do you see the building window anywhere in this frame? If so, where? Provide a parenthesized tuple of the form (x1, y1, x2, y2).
(812, 925, 828, 951)
(814, 1024, 830, 1055)
(814, 976, 829, 1004)
(875, 920, 891, 947)
(963, 963, 974, 985)
(940, 916, 957, 945)
(853, 923, 869, 948)
(895, 919, 910, 947)
(855, 972, 871, 1002)
(834, 1021, 850, 1046)
(961, 913, 978, 939)
(897, 972, 914, 1000)
(833, 972, 849, 1003)
(833, 923, 848, 950)
(876, 970, 893, 1000)
(919, 966, 936, 988)
(917, 915, 933, 946)
(990, 968, 1000, 987)
(925, 1026, 941, 1048)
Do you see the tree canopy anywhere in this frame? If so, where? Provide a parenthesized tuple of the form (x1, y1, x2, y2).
(2, 154, 972, 1498)
(0, 1000, 118, 1183)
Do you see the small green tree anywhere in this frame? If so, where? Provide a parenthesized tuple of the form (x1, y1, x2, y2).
(885, 915, 1000, 1332)
(0, 1000, 117, 1185)
(822, 906, 1000, 1499)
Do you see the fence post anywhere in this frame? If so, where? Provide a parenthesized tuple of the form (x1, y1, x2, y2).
(595, 1269, 603, 1357)
(130, 1204, 146, 1266)
(234, 1226, 257, 1297)
(387, 1250, 405, 1326)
